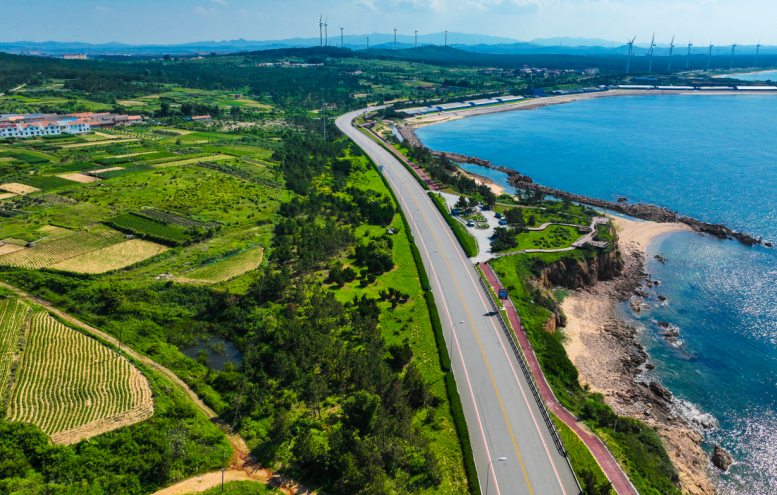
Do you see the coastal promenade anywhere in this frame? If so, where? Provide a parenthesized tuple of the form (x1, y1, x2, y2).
(339, 108, 580, 495)
(478, 264, 639, 495)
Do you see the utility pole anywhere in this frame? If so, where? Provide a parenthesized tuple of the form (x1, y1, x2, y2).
(221, 453, 225, 493)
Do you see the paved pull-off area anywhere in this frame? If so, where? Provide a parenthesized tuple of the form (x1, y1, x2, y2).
(479, 264, 639, 495)
(339, 109, 580, 495)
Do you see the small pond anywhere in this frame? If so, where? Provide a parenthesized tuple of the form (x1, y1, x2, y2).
(181, 336, 243, 371)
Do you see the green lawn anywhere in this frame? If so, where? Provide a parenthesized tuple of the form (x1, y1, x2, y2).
(511, 225, 584, 251)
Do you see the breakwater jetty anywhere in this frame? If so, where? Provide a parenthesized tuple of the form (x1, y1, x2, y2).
(505, 170, 762, 246)
(396, 124, 763, 246)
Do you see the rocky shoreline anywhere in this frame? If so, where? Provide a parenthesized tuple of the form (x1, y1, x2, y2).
(560, 240, 718, 495)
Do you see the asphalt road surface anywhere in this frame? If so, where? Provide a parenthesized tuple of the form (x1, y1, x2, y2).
(337, 109, 581, 495)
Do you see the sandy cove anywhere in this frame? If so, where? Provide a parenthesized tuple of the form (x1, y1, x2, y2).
(562, 216, 716, 495)
(461, 169, 504, 195)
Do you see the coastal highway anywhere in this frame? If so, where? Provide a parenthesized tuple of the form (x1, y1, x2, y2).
(337, 109, 581, 495)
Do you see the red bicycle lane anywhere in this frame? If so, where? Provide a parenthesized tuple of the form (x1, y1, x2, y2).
(479, 262, 639, 495)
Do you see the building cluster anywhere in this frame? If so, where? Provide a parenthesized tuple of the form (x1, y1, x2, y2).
(399, 95, 525, 116)
(0, 112, 142, 139)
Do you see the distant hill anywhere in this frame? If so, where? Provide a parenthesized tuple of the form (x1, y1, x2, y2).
(3, 33, 777, 58)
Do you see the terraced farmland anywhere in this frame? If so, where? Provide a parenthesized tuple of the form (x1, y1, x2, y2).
(7, 312, 153, 444)
(177, 247, 263, 284)
(0, 229, 125, 269)
(0, 298, 27, 402)
(50, 239, 169, 274)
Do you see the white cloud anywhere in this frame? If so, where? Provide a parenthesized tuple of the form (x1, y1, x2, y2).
(195, 6, 219, 16)
(212, 0, 228, 4)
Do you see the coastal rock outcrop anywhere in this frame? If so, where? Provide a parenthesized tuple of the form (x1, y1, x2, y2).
(711, 444, 733, 471)
(649, 381, 674, 402)
(538, 231, 624, 290)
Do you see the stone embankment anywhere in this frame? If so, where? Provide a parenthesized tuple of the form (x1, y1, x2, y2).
(504, 170, 761, 246)
(396, 124, 500, 169)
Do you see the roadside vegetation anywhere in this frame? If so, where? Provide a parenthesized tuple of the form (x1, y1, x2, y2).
(0, 44, 701, 495)
(492, 253, 682, 495)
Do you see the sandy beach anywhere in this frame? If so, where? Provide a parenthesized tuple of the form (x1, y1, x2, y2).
(560, 218, 716, 495)
(461, 169, 504, 195)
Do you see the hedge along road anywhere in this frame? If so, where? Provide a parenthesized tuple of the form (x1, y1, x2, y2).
(339, 109, 580, 495)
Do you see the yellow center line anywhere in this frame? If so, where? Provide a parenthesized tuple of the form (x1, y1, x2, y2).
(392, 169, 535, 494)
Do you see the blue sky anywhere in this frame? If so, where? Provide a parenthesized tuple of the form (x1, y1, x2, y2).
(3, 0, 774, 45)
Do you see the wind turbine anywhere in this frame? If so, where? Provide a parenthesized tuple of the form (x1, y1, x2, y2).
(729, 44, 737, 69)
(445, 30, 448, 46)
(319, 15, 323, 47)
(394, 26, 397, 49)
(755, 41, 761, 66)
(367, 37, 369, 49)
(340, 26, 344, 48)
(706, 42, 713, 71)
(626, 36, 636, 74)
(685, 39, 693, 69)
(415, 30, 418, 48)
(324, 17, 328, 46)
(647, 33, 656, 73)
(667, 35, 675, 70)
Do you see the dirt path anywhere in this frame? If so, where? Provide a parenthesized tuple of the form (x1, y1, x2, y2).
(0, 281, 315, 495)
(0, 281, 218, 420)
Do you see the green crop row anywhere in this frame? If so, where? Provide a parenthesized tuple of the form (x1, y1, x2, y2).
(23, 176, 74, 191)
(107, 213, 189, 246)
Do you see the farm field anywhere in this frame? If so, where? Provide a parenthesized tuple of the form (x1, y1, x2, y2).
(152, 154, 233, 168)
(176, 247, 263, 284)
(138, 208, 218, 228)
(23, 175, 76, 190)
(57, 172, 97, 183)
(50, 239, 169, 273)
(0, 298, 27, 402)
(1, 183, 40, 195)
(7, 311, 153, 444)
(0, 192, 16, 200)
(0, 244, 25, 256)
(0, 228, 125, 269)
(109, 213, 190, 244)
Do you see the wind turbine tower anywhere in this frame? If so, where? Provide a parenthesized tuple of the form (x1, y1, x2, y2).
(685, 40, 693, 69)
(415, 30, 418, 48)
(394, 27, 397, 49)
(340, 26, 344, 48)
(647, 33, 656, 73)
(755, 42, 761, 66)
(706, 43, 713, 71)
(319, 15, 323, 47)
(626, 36, 636, 74)
(367, 37, 369, 49)
(445, 31, 448, 46)
(729, 44, 737, 69)
(667, 36, 675, 70)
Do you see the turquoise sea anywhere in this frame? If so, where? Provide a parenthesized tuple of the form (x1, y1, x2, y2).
(417, 95, 777, 493)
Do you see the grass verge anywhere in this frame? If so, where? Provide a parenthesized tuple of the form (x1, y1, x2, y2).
(427, 192, 478, 257)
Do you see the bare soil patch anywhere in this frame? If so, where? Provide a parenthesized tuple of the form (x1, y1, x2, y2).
(0, 244, 25, 256)
(93, 166, 124, 174)
(0, 183, 40, 195)
(57, 173, 97, 183)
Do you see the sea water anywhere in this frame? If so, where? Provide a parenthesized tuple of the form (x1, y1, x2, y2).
(727, 70, 777, 81)
(417, 95, 777, 493)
